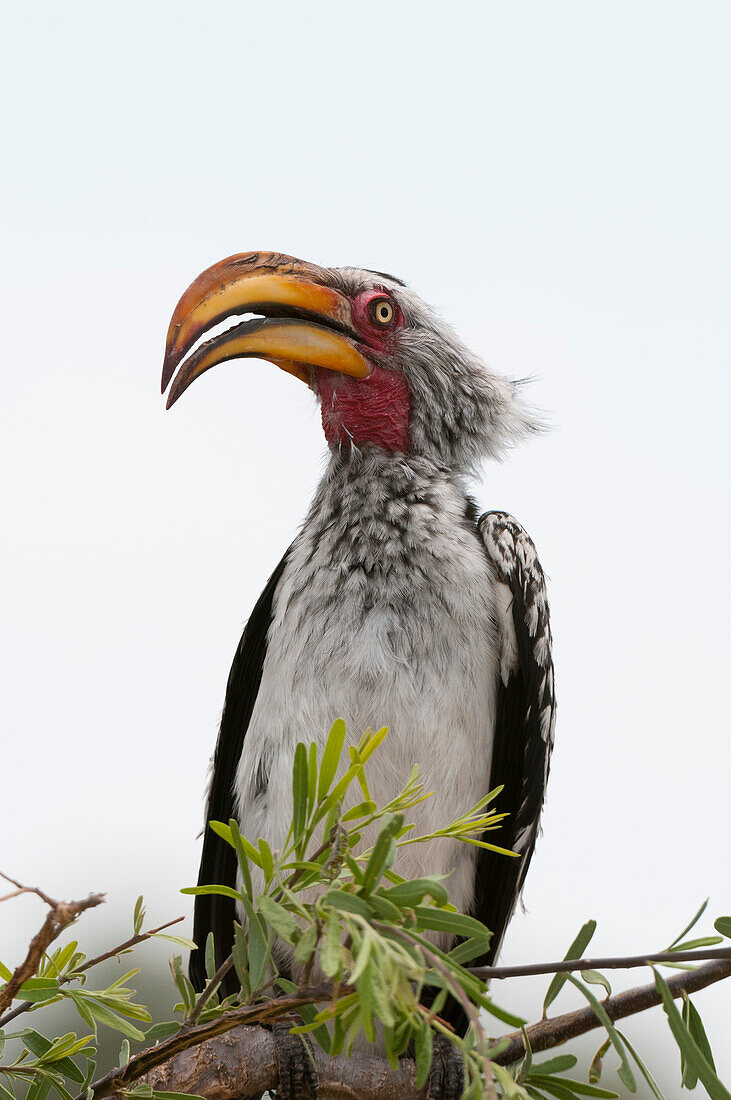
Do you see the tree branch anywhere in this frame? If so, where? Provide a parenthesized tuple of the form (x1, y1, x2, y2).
(84, 982, 350, 1100)
(491, 957, 731, 1064)
(96, 957, 731, 1100)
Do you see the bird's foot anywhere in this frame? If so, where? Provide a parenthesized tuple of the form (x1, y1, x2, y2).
(426, 1033, 465, 1100)
(270, 1017, 318, 1100)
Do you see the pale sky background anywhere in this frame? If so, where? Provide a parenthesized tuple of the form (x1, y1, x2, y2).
(2, 1, 730, 1094)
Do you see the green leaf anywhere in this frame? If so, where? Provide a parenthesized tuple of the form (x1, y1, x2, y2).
(40, 1033, 94, 1064)
(144, 1021, 180, 1043)
(0, 960, 13, 981)
(366, 894, 403, 923)
(517, 1026, 532, 1083)
(581, 970, 612, 997)
(381, 878, 449, 908)
(682, 995, 716, 1089)
(90, 994, 150, 1022)
(318, 720, 347, 802)
(447, 935, 491, 966)
(321, 908, 342, 978)
(413, 907, 490, 940)
(294, 923, 318, 966)
(713, 917, 731, 939)
(533, 1056, 578, 1075)
(152, 934, 198, 950)
(46, 942, 79, 979)
(414, 1022, 433, 1088)
(292, 742, 309, 856)
(307, 741, 318, 816)
(211, 820, 263, 870)
(119, 1039, 131, 1066)
(616, 1030, 669, 1100)
(83, 999, 146, 1041)
(133, 896, 145, 935)
(589, 1038, 610, 1084)
(316, 768, 363, 830)
(342, 801, 377, 823)
(150, 1092, 205, 1100)
(169, 956, 195, 1013)
(344, 1001, 365, 1057)
(686, 997, 716, 1068)
(239, 894, 272, 991)
(16, 978, 61, 1003)
(357, 726, 389, 764)
(290, 1001, 332, 1054)
(203, 933, 217, 984)
(25, 1077, 52, 1100)
(681, 997, 699, 1090)
(668, 900, 708, 949)
(324, 889, 373, 920)
(257, 840, 275, 885)
(232, 923, 251, 1002)
(63, 989, 97, 1030)
(480, 998, 526, 1028)
(358, 969, 375, 1044)
(566, 976, 635, 1093)
(349, 931, 373, 984)
(543, 920, 597, 1015)
(528, 1075, 618, 1098)
(256, 896, 300, 945)
(20, 1030, 86, 1083)
(208, 820, 233, 845)
(654, 970, 730, 1099)
(228, 818, 253, 898)
(180, 884, 241, 901)
(669, 936, 723, 953)
(360, 963, 394, 1027)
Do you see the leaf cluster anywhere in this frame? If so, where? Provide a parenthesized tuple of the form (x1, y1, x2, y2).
(179, 723, 518, 1097)
(0, 903, 194, 1100)
(3, 724, 731, 1100)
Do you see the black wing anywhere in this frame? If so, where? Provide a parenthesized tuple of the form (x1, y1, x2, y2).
(189, 546, 292, 994)
(473, 512, 556, 967)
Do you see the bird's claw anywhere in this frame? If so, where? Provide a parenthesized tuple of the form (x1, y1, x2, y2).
(426, 1033, 465, 1100)
(271, 1017, 318, 1100)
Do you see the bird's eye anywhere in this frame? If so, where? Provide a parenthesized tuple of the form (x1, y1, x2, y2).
(370, 298, 395, 326)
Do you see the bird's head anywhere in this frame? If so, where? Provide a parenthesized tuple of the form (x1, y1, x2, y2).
(162, 251, 538, 472)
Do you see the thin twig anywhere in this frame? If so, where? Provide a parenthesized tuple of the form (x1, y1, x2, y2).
(0, 916, 185, 1028)
(185, 954, 234, 1028)
(0, 872, 58, 908)
(74, 916, 185, 976)
(471, 945, 731, 981)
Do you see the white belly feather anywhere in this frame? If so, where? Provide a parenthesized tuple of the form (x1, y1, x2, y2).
(234, 453, 500, 970)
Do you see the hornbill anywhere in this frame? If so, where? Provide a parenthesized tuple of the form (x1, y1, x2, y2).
(162, 251, 556, 1099)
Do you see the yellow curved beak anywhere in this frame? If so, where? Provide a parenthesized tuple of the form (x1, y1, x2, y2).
(162, 251, 370, 409)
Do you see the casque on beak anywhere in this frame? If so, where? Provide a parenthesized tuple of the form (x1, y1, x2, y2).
(161, 251, 371, 409)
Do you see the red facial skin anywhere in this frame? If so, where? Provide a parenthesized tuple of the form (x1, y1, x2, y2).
(318, 289, 411, 454)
